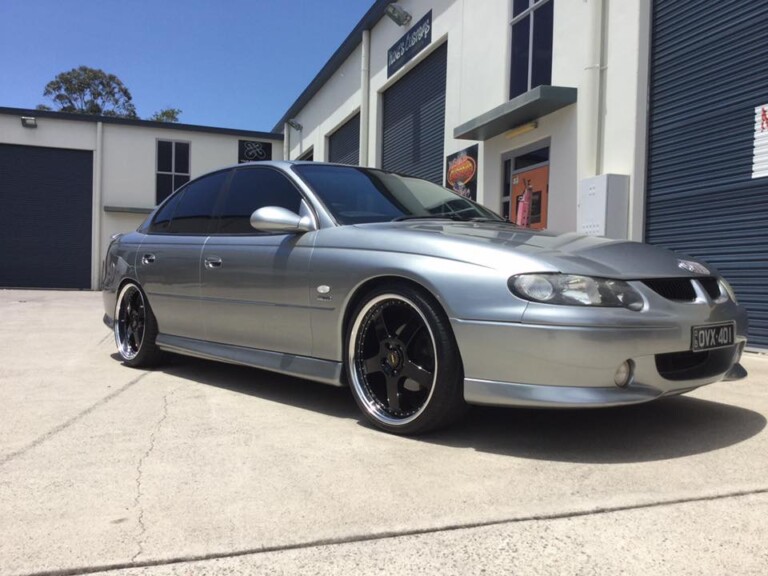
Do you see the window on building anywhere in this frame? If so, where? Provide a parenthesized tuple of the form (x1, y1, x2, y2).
(215, 167, 304, 234)
(156, 140, 191, 204)
(510, 0, 554, 99)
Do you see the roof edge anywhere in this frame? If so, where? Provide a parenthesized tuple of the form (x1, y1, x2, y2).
(0, 106, 283, 140)
(271, 0, 391, 132)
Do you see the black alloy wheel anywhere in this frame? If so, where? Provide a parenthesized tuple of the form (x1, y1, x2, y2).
(346, 285, 465, 434)
(114, 282, 163, 367)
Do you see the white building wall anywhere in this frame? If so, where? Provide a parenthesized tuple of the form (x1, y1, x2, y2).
(285, 0, 651, 239)
(286, 44, 364, 161)
(0, 114, 96, 150)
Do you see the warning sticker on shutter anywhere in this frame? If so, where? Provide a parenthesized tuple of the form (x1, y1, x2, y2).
(752, 104, 768, 179)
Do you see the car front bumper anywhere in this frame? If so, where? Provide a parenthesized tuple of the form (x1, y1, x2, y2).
(452, 300, 748, 408)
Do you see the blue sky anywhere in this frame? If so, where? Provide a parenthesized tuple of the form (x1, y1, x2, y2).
(0, 0, 372, 132)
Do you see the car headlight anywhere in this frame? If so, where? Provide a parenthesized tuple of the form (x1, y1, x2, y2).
(718, 277, 738, 304)
(509, 273, 644, 311)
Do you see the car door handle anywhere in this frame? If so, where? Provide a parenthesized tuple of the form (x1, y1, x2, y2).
(141, 253, 156, 265)
(204, 256, 223, 269)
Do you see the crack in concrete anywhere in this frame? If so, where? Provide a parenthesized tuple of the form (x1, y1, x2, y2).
(0, 372, 151, 468)
(11, 486, 768, 576)
(131, 388, 175, 563)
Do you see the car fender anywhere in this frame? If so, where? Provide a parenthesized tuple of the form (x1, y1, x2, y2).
(308, 247, 527, 362)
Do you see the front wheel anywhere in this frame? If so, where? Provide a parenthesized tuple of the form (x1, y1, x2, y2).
(346, 285, 465, 435)
(114, 282, 163, 367)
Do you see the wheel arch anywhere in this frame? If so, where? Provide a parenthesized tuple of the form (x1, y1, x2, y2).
(340, 274, 467, 433)
(340, 274, 454, 367)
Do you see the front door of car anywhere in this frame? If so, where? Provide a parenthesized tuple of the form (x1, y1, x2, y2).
(201, 166, 315, 355)
(137, 170, 229, 340)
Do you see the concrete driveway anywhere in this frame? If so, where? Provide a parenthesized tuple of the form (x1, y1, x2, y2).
(1, 290, 766, 575)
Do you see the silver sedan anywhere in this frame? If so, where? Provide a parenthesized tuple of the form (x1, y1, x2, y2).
(102, 161, 748, 434)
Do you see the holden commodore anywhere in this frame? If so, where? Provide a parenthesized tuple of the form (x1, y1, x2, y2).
(102, 161, 748, 434)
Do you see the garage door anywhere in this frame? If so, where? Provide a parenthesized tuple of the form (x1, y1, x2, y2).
(646, 2, 768, 348)
(382, 42, 447, 184)
(327, 112, 360, 165)
(0, 144, 93, 289)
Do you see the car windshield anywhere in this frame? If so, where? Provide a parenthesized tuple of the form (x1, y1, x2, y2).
(292, 164, 503, 225)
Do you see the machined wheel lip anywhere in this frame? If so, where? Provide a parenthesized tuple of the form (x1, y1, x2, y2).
(348, 293, 438, 427)
(114, 283, 145, 361)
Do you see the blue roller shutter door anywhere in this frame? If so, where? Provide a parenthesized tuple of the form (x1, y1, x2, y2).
(0, 144, 93, 289)
(382, 42, 447, 184)
(646, 1, 768, 348)
(328, 113, 360, 165)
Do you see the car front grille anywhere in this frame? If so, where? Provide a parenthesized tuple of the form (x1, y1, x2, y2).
(697, 277, 721, 300)
(642, 277, 721, 302)
(642, 278, 696, 301)
(655, 347, 736, 381)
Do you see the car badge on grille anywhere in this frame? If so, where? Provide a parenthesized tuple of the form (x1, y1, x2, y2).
(677, 259, 709, 274)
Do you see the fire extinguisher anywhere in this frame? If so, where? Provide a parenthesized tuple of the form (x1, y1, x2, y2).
(516, 179, 533, 228)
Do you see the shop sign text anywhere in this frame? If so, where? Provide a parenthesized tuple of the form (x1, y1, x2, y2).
(387, 11, 432, 78)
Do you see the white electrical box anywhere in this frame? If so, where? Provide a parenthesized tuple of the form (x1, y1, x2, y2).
(577, 174, 630, 239)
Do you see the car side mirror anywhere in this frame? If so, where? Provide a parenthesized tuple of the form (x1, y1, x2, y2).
(250, 206, 315, 233)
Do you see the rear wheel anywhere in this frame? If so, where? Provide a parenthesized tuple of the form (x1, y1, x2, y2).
(346, 285, 465, 435)
(114, 283, 163, 367)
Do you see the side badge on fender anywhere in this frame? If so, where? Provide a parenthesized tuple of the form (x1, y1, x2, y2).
(317, 285, 332, 301)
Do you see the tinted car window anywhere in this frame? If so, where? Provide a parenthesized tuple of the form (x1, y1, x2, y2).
(293, 164, 501, 225)
(216, 168, 303, 234)
(168, 171, 228, 234)
(148, 191, 183, 233)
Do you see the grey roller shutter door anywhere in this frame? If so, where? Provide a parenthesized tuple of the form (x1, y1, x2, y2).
(382, 42, 447, 184)
(646, 1, 768, 348)
(328, 112, 360, 165)
(0, 144, 93, 289)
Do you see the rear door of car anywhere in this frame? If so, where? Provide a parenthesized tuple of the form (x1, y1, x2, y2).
(201, 165, 315, 354)
(138, 170, 229, 339)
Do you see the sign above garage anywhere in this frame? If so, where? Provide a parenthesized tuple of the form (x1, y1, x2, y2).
(387, 11, 432, 78)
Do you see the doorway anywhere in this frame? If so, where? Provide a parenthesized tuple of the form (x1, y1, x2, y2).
(502, 146, 549, 230)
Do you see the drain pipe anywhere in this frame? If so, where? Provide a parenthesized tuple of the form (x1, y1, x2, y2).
(360, 29, 371, 166)
(283, 122, 290, 160)
(92, 121, 103, 290)
(579, 0, 605, 178)
(596, 0, 608, 175)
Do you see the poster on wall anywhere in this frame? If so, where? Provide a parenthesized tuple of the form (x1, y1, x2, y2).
(238, 140, 272, 163)
(445, 145, 478, 201)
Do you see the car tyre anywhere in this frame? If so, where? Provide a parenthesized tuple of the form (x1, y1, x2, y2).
(346, 284, 466, 435)
(114, 282, 163, 368)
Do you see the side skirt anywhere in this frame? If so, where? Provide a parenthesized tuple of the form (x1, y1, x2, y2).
(156, 334, 345, 387)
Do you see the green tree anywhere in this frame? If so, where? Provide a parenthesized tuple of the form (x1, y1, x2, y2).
(40, 66, 137, 118)
(149, 107, 182, 123)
